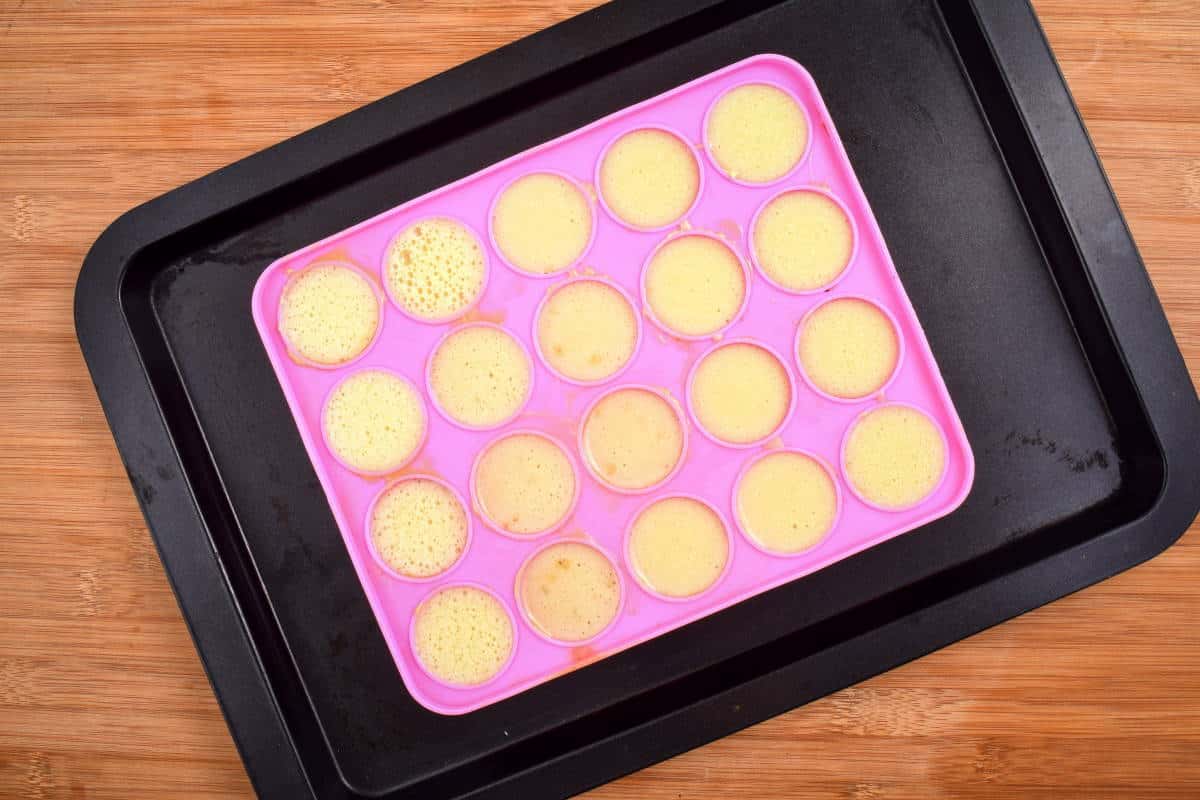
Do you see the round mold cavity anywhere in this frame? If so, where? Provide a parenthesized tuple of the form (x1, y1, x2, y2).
(277, 259, 385, 369)
(381, 215, 491, 325)
(623, 493, 733, 602)
(594, 124, 705, 233)
(685, 338, 797, 449)
(320, 367, 429, 477)
(731, 448, 843, 558)
(747, 186, 860, 295)
(487, 170, 598, 278)
(470, 428, 582, 539)
(514, 538, 626, 647)
(425, 321, 535, 431)
(577, 383, 690, 495)
(408, 581, 518, 689)
(839, 402, 950, 512)
(702, 80, 813, 187)
(531, 275, 643, 386)
(794, 294, 905, 403)
(639, 230, 752, 341)
(365, 474, 472, 583)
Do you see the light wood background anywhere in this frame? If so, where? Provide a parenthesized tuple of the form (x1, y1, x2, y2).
(1, 1, 1197, 797)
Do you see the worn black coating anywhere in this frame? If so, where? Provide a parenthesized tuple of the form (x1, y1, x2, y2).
(74, 0, 1200, 797)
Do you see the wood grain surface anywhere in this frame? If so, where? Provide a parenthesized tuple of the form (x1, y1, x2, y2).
(1, 1, 1197, 797)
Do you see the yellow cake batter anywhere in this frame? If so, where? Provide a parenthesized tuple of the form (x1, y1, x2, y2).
(428, 324, 531, 428)
(690, 342, 791, 445)
(844, 405, 946, 510)
(599, 128, 700, 229)
(536, 279, 638, 383)
(491, 172, 594, 275)
(628, 497, 728, 598)
(581, 387, 685, 491)
(278, 262, 379, 366)
(322, 369, 426, 473)
(644, 235, 746, 338)
(412, 585, 514, 686)
(752, 190, 854, 292)
(735, 451, 838, 554)
(474, 432, 577, 536)
(385, 217, 486, 322)
(519, 542, 620, 642)
(370, 477, 468, 578)
(706, 83, 809, 184)
(798, 298, 900, 399)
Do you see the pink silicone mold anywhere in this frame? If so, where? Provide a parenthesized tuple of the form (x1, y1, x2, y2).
(251, 54, 975, 715)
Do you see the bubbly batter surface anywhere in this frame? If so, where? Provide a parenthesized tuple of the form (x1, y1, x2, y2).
(412, 586, 514, 686)
(385, 217, 486, 321)
(322, 369, 426, 473)
(371, 478, 467, 578)
(278, 262, 379, 365)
